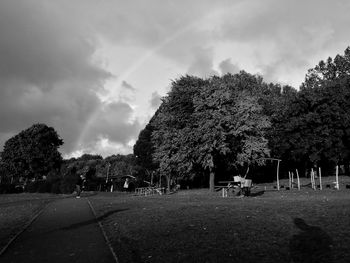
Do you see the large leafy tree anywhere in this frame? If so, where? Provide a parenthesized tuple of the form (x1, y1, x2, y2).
(265, 85, 298, 161)
(273, 47, 350, 173)
(152, 76, 207, 190)
(192, 78, 271, 191)
(133, 112, 161, 183)
(1, 123, 63, 181)
(152, 73, 271, 191)
(105, 154, 138, 178)
(134, 123, 155, 172)
(303, 46, 350, 89)
(276, 76, 350, 169)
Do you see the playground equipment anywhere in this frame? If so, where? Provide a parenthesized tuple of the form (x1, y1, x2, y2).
(135, 187, 165, 196)
(286, 165, 343, 191)
(259, 158, 281, 190)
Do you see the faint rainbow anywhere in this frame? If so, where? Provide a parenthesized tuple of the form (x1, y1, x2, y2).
(74, 6, 241, 153)
(75, 24, 197, 152)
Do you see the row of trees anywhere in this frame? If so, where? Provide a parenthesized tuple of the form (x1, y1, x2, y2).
(1, 47, 350, 193)
(134, 47, 350, 191)
(0, 124, 139, 193)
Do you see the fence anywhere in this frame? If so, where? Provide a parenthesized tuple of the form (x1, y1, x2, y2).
(135, 187, 166, 196)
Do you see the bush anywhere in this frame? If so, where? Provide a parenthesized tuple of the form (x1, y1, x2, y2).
(60, 173, 77, 194)
(50, 181, 61, 194)
(25, 181, 38, 193)
(25, 180, 50, 193)
(46, 169, 62, 194)
(0, 184, 16, 194)
(37, 181, 51, 193)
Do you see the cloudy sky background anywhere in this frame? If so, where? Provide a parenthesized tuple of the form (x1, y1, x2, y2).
(0, 0, 349, 158)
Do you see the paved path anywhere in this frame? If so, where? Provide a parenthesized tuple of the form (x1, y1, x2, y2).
(0, 197, 117, 263)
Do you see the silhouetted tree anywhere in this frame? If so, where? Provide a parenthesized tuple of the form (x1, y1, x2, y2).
(1, 123, 63, 181)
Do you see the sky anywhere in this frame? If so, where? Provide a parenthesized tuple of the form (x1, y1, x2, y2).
(0, 0, 350, 158)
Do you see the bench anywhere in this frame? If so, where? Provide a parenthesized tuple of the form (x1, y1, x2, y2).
(216, 178, 253, 197)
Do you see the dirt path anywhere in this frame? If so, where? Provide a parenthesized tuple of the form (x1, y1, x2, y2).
(0, 197, 117, 263)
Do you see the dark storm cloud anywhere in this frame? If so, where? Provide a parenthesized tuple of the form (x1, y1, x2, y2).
(0, 1, 111, 87)
(0, 0, 139, 155)
(1, 0, 349, 156)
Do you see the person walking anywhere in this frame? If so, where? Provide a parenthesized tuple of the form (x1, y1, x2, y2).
(123, 178, 129, 192)
(76, 175, 84, 198)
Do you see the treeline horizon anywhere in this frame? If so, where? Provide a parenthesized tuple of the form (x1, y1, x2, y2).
(134, 46, 350, 191)
(1, 47, 350, 193)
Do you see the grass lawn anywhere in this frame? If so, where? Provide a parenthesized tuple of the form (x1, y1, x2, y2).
(89, 179, 350, 263)
(0, 193, 72, 252)
(1, 176, 349, 262)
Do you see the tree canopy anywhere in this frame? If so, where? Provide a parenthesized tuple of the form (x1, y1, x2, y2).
(1, 123, 63, 181)
(268, 47, 350, 173)
(150, 73, 271, 191)
(133, 47, 350, 190)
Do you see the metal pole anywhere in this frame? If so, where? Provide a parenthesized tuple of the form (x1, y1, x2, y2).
(335, 165, 339, 190)
(288, 171, 291, 189)
(277, 160, 280, 191)
(106, 163, 110, 183)
(296, 169, 300, 190)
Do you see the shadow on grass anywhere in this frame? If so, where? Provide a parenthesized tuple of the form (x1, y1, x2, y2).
(249, 190, 265, 197)
(61, 208, 129, 231)
(289, 218, 333, 263)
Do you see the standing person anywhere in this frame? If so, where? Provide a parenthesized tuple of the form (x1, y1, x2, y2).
(123, 178, 129, 191)
(76, 175, 84, 198)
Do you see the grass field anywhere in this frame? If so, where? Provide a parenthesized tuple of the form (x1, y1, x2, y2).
(0, 193, 73, 251)
(1, 177, 350, 262)
(89, 178, 350, 263)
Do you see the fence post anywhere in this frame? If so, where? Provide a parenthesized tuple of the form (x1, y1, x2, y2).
(296, 169, 300, 190)
(335, 165, 339, 190)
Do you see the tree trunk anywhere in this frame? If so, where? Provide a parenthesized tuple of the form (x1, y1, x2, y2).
(209, 167, 215, 192)
(166, 175, 171, 193)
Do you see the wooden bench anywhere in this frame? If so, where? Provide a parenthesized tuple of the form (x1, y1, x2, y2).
(216, 181, 238, 197)
(216, 177, 253, 197)
(214, 185, 232, 197)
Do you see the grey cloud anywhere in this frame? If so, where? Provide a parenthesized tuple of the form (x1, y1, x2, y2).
(258, 53, 309, 85)
(0, 78, 102, 153)
(0, 0, 242, 156)
(81, 0, 224, 46)
(216, 0, 346, 43)
(219, 59, 240, 75)
(81, 101, 141, 147)
(150, 91, 162, 109)
(55, 0, 236, 67)
(119, 81, 136, 102)
(1, 0, 349, 156)
(214, 0, 350, 83)
(0, 1, 111, 88)
(0, 0, 114, 155)
(122, 81, 136, 91)
(187, 47, 219, 78)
